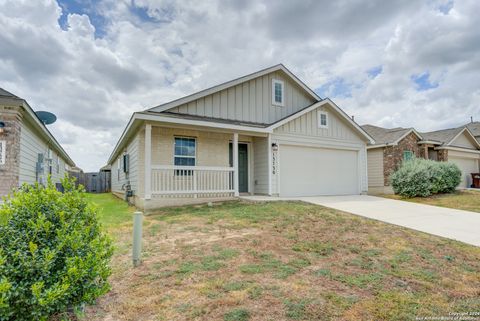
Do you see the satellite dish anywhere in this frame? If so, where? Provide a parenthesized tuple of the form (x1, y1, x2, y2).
(36, 111, 57, 125)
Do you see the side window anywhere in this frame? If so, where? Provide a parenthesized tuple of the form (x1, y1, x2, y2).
(272, 79, 284, 106)
(403, 150, 413, 161)
(117, 158, 121, 181)
(317, 111, 328, 128)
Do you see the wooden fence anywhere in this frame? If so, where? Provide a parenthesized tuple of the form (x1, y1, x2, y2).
(69, 171, 111, 193)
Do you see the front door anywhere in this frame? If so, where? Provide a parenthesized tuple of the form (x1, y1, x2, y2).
(229, 143, 249, 193)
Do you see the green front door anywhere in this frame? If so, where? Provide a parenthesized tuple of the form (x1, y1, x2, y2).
(229, 143, 249, 193)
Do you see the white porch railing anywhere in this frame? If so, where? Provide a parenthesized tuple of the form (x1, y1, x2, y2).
(151, 165, 234, 196)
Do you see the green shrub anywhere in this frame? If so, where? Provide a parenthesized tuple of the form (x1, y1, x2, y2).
(390, 158, 461, 197)
(0, 177, 113, 321)
(437, 162, 462, 193)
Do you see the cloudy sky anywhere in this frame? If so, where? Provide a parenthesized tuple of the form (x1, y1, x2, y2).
(1, 0, 479, 171)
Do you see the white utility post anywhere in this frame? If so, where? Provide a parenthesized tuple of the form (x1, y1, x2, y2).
(132, 211, 143, 267)
(233, 132, 239, 196)
(145, 124, 152, 200)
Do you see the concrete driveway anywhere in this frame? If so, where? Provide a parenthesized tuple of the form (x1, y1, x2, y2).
(242, 195, 480, 247)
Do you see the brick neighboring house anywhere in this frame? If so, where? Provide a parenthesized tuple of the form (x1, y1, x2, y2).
(361, 125, 423, 194)
(0, 88, 75, 199)
(420, 127, 480, 188)
(362, 124, 480, 194)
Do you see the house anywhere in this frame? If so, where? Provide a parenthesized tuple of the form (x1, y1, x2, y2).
(362, 124, 480, 193)
(107, 64, 374, 211)
(362, 125, 423, 194)
(420, 126, 480, 188)
(0, 88, 75, 198)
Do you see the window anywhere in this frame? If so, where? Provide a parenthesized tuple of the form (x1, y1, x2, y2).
(317, 111, 328, 128)
(403, 150, 413, 161)
(0, 141, 5, 165)
(174, 137, 196, 175)
(123, 154, 129, 173)
(272, 79, 284, 106)
(56, 155, 60, 174)
(117, 158, 120, 181)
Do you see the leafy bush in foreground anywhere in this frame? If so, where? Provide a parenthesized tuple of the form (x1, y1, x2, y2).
(391, 158, 461, 197)
(0, 177, 113, 321)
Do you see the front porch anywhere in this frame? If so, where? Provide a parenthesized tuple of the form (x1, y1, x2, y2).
(142, 123, 271, 209)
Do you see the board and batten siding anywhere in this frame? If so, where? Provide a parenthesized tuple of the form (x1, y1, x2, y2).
(19, 120, 67, 186)
(166, 71, 316, 124)
(367, 148, 384, 187)
(272, 105, 369, 194)
(274, 106, 365, 143)
(253, 136, 269, 194)
(111, 132, 139, 195)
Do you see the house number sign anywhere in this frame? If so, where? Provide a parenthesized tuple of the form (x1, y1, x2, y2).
(272, 150, 277, 175)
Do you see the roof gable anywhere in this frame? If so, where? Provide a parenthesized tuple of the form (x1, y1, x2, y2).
(361, 125, 421, 146)
(147, 64, 320, 116)
(448, 127, 480, 149)
(269, 99, 374, 143)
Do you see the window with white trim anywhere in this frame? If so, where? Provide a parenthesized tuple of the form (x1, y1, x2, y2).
(0, 141, 5, 165)
(317, 111, 328, 128)
(56, 155, 60, 174)
(174, 137, 196, 175)
(272, 79, 284, 106)
(117, 158, 120, 181)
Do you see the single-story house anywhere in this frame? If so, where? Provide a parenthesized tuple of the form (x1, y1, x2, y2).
(362, 124, 480, 193)
(361, 125, 423, 194)
(420, 126, 480, 188)
(107, 64, 374, 211)
(0, 88, 75, 198)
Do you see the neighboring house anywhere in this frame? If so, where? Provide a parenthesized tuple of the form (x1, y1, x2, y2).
(420, 127, 480, 188)
(107, 64, 374, 211)
(362, 125, 423, 194)
(0, 88, 75, 198)
(362, 124, 480, 193)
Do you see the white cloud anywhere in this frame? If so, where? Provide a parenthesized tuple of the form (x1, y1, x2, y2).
(0, 0, 479, 171)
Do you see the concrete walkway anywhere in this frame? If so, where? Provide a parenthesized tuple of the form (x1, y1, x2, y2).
(241, 195, 480, 247)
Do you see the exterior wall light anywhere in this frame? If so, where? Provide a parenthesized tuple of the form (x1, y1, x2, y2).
(271, 143, 278, 151)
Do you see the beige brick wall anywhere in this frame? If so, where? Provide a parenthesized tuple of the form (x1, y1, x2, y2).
(0, 109, 21, 197)
(135, 125, 252, 199)
(150, 127, 232, 166)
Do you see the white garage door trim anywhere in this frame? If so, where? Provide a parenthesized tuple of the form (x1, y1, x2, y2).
(448, 156, 480, 188)
(277, 143, 361, 197)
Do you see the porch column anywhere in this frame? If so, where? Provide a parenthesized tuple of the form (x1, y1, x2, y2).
(145, 123, 152, 200)
(233, 132, 239, 196)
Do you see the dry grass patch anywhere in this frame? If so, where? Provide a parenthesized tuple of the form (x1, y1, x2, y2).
(383, 190, 480, 213)
(82, 198, 480, 321)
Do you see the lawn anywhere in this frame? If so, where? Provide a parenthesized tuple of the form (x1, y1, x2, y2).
(83, 194, 480, 321)
(383, 190, 480, 213)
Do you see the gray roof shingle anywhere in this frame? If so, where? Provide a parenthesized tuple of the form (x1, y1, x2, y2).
(465, 121, 480, 138)
(419, 127, 464, 144)
(361, 124, 414, 146)
(0, 88, 20, 99)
